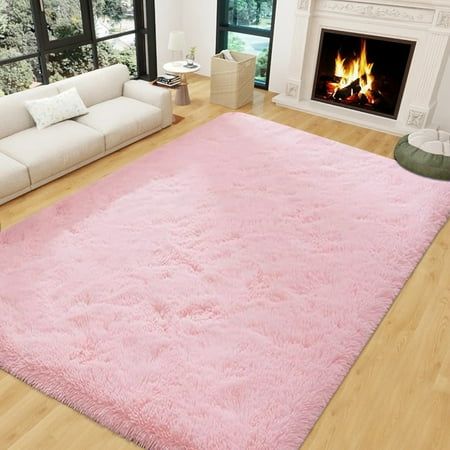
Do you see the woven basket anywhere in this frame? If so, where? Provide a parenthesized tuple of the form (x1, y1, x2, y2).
(210, 51, 256, 109)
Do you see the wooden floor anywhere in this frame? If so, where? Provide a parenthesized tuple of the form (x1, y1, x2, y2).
(0, 75, 449, 449)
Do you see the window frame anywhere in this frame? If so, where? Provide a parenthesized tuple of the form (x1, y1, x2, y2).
(36, 0, 93, 50)
(216, 0, 277, 89)
(0, 0, 157, 90)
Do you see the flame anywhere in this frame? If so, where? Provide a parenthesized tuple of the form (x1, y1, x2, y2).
(330, 40, 375, 102)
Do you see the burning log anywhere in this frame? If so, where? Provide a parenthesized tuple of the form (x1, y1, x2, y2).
(359, 93, 368, 105)
(314, 37, 401, 116)
(334, 78, 361, 100)
(316, 75, 343, 97)
(344, 93, 361, 104)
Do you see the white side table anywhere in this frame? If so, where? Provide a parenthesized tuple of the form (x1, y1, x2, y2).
(163, 61, 200, 106)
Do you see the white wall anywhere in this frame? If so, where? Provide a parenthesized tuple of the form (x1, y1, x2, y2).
(154, 0, 217, 77)
(268, 0, 297, 93)
(154, 0, 182, 75)
(431, 53, 450, 130)
(181, 0, 217, 77)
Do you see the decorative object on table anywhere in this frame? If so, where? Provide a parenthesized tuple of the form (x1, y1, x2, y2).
(154, 74, 181, 88)
(2, 112, 450, 450)
(394, 129, 450, 180)
(163, 60, 200, 106)
(168, 30, 186, 60)
(185, 46, 197, 67)
(210, 50, 256, 109)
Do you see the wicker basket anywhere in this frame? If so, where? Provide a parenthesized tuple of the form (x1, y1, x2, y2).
(210, 51, 256, 109)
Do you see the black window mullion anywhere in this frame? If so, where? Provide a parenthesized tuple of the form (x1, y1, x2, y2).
(264, 0, 277, 91)
(0, 52, 39, 66)
(96, 30, 137, 43)
(134, 0, 146, 77)
(85, 0, 98, 69)
(29, 0, 50, 84)
(145, 0, 157, 80)
(42, 38, 94, 55)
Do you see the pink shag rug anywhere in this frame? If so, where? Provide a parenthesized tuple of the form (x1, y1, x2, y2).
(1, 113, 450, 449)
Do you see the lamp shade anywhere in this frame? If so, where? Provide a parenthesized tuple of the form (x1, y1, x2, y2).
(168, 31, 186, 52)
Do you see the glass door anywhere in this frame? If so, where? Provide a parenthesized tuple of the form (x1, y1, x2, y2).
(216, 0, 277, 89)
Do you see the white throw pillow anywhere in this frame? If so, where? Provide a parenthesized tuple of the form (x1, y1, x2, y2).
(25, 87, 88, 130)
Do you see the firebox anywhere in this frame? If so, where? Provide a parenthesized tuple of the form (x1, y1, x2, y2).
(312, 30, 415, 119)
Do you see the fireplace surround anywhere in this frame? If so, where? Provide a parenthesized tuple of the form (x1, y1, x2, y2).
(273, 0, 450, 134)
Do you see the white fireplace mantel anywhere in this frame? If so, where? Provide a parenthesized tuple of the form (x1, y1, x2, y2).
(273, 0, 450, 135)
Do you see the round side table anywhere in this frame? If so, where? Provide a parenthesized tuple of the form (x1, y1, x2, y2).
(163, 61, 200, 106)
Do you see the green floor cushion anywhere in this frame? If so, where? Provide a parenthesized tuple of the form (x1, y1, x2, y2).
(394, 129, 450, 181)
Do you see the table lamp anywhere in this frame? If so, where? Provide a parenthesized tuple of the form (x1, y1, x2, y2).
(168, 31, 186, 60)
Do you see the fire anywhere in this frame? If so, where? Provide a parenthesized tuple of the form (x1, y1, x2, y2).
(327, 40, 376, 103)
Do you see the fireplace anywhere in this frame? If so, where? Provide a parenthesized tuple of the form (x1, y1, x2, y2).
(312, 30, 415, 119)
(273, 1, 450, 134)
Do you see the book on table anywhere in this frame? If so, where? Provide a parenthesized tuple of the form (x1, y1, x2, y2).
(155, 74, 181, 87)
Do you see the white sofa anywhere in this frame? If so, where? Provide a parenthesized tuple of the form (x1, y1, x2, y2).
(0, 64, 172, 206)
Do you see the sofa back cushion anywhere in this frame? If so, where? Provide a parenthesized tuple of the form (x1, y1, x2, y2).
(0, 85, 59, 140)
(53, 64, 130, 108)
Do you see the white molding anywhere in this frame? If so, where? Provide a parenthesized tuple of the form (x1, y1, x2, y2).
(315, 1, 434, 24)
(414, 33, 449, 106)
(407, 109, 427, 128)
(272, 95, 412, 135)
(286, 81, 300, 98)
(340, 0, 450, 6)
(435, 10, 450, 29)
(298, 0, 310, 11)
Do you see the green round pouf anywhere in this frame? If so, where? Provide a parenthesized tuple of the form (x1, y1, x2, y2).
(394, 131, 450, 181)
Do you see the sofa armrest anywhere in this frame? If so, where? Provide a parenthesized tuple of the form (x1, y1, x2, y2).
(123, 80, 172, 128)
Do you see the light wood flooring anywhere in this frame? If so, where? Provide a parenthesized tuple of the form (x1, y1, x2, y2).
(0, 74, 448, 450)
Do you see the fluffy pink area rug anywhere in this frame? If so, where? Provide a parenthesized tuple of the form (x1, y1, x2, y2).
(1, 113, 450, 449)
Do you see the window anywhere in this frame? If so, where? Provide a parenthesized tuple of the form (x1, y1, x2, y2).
(0, 0, 157, 96)
(216, 0, 277, 89)
(46, 45, 95, 83)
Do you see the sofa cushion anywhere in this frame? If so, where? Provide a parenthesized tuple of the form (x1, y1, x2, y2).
(53, 64, 130, 108)
(123, 80, 173, 129)
(0, 121, 104, 185)
(0, 153, 31, 200)
(75, 96, 162, 150)
(0, 85, 60, 140)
